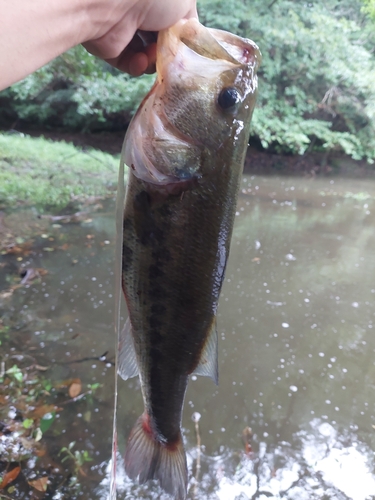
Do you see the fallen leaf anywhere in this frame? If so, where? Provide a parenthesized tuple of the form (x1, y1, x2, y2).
(34, 365, 49, 372)
(40, 412, 55, 433)
(0, 466, 21, 489)
(0, 290, 14, 299)
(28, 404, 60, 419)
(34, 447, 47, 457)
(34, 428, 43, 442)
(69, 380, 82, 398)
(28, 476, 48, 492)
(55, 378, 80, 389)
(22, 418, 34, 429)
(83, 411, 91, 423)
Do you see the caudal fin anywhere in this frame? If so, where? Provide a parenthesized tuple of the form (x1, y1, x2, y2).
(124, 413, 188, 499)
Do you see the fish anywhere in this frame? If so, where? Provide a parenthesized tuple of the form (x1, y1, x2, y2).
(118, 18, 260, 499)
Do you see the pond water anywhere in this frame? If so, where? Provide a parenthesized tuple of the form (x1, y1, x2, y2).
(1, 174, 375, 500)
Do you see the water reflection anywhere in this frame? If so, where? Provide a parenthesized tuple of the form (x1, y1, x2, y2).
(1, 176, 375, 499)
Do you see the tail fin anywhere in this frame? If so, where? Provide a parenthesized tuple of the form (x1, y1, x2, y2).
(124, 413, 188, 500)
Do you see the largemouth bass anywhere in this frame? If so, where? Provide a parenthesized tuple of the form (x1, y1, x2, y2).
(118, 18, 260, 499)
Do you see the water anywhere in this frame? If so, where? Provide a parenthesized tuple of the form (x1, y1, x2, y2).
(1, 175, 375, 499)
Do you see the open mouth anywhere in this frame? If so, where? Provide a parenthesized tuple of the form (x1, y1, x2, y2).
(157, 19, 260, 75)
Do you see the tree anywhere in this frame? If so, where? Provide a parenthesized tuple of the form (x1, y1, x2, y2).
(199, 0, 375, 161)
(0, 47, 154, 131)
(1, 0, 375, 161)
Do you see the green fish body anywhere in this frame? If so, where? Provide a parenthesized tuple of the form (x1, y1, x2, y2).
(118, 19, 260, 500)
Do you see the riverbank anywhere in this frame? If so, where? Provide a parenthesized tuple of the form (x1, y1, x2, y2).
(0, 132, 119, 211)
(9, 128, 375, 179)
(1, 131, 374, 252)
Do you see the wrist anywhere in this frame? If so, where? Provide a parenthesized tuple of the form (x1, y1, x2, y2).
(0, 0, 92, 89)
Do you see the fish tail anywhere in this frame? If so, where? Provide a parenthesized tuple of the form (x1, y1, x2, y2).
(125, 413, 187, 499)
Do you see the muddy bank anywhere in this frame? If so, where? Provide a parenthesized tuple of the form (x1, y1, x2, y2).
(0, 205, 106, 253)
(244, 147, 375, 178)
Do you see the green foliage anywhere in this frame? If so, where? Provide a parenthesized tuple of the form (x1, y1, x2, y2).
(59, 441, 93, 488)
(199, 0, 375, 161)
(1, 1, 375, 160)
(0, 132, 118, 210)
(0, 46, 154, 131)
(5, 364, 23, 383)
(362, 0, 375, 20)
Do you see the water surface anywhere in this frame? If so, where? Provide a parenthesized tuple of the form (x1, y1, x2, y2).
(1, 175, 375, 500)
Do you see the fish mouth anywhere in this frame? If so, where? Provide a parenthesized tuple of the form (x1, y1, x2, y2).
(156, 18, 261, 79)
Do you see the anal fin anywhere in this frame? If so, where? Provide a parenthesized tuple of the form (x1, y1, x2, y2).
(118, 318, 139, 380)
(193, 318, 219, 385)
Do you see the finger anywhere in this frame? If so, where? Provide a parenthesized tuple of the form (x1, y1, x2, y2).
(143, 42, 157, 74)
(128, 52, 149, 76)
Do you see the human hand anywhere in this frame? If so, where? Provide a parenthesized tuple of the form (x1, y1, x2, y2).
(83, 0, 198, 76)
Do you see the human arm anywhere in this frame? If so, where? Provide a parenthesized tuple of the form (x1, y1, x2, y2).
(0, 0, 197, 90)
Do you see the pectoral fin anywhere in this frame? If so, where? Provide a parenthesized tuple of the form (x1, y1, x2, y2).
(193, 320, 219, 385)
(118, 318, 139, 380)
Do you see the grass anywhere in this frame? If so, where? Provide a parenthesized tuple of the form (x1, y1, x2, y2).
(0, 132, 120, 211)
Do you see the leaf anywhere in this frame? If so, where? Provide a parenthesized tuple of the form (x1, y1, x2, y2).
(55, 377, 80, 388)
(83, 411, 91, 423)
(34, 447, 47, 458)
(28, 404, 59, 419)
(13, 371, 23, 383)
(28, 476, 48, 492)
(6, 364, 23, 382)
(69, 380, 82, 398)
(35, 364, 49, 372)
(40, 412, 55, 433)
(34, 428, 43, 442)
(23, 418, 34, 429)
(0, 466, 21, 489)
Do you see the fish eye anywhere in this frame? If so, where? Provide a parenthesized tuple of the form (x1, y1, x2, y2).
(218, 87, 241, 111)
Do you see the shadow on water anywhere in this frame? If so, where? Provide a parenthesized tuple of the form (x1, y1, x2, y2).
(1, 175, 375, 499)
